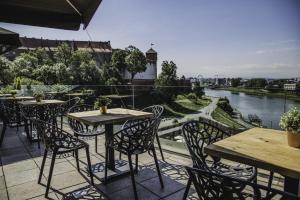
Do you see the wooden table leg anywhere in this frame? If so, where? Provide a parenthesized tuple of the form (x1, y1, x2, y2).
(105, 123, 115, 170)
(284, 176, 299, 195)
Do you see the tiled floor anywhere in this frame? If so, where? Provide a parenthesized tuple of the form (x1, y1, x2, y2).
(0, 124, 284, 200)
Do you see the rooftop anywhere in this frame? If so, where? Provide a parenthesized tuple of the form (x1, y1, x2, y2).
(0, 121, 284, 200)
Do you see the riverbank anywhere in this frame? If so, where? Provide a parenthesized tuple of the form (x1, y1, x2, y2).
(214, 87, 300, 101)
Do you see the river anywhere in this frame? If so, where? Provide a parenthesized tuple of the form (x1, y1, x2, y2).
(205, 89, 300, 129)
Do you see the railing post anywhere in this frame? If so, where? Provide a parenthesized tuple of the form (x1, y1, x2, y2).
(132, 85, 135, 109)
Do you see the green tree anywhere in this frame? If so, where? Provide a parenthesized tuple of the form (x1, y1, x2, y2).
(231, 78, 241, 87)
(155, 61, 178, 101)
(102, 63, 123, 85)
(193, 81, 205, 98)
(54, 43, 73, 66)
(125, 46, 147, 81)
(111, 49, 128, 72)
(34, 64, 59, 85)
(0, 56, 14, 85)
(69, 50, 102, 85)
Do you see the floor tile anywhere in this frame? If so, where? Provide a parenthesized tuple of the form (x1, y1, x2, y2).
(5, 168, 40, 187)
(7, 178, 47, 200)
(109, 185, 160, 200)
(139, 175, 186, 198)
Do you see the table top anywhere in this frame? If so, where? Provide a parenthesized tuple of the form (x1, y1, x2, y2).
(65, 93, 90, 96)
(0, 94, 12, 97)
(0, 96, 34, 101)
(67, 108, 153, 126)
(18, 99, 65, 106)
(204, 128, 300, 179)
(101, 95, 135, 99)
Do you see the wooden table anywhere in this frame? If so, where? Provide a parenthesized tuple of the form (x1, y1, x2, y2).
(19, 99, 65, 106)
(67, 108, 153, 180)
(0, 96, 34, 101)
(205, 128, 300, 195)
(19, 100, 65, 143)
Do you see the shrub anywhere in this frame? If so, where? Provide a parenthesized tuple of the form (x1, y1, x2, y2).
(187, 93, 197, 100)
(279, 107, 300, 132)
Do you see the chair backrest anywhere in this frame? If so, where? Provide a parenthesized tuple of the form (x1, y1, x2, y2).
(185, 166, 299, 200)
(123, 105, 164, 129)
(0, 102, 19, 125)
(32, 118, 68, 150)
(67, 104, 96, 135)
(182, 120, 231, 169)
(113, 118, 158, 154)
(142, 105, 164, 119)
(61, 97, 81, 114)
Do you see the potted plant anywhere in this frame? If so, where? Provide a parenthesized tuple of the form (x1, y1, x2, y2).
(279, 107, 300, 148)
(94, 97, 112, 114)
(10, 90, 18, 98)
(33, 91, 45, 102)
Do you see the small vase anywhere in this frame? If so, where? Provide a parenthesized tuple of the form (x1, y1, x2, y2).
(100, 106, 107, 114)
(287, 131, 300, 148)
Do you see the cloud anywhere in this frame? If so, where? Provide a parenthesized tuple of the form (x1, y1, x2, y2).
(255, 47, 300, 54)
(263, 40, 296, 46)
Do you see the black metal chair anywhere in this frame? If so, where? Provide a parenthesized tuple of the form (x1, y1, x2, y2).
(182, 120, 257, 199)
(0, 102, 26, 146)
(185, 166, 299, 200)
(20, 104, 62, 148)
(33, 118, 94, 198)
(105, 118, 164, 200)
(59, 97, 80, 129)
(120, 105, 165, 160)
(68, 104, 105, 153)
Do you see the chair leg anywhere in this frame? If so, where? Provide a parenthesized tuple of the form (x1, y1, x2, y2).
(38, 149, 48, 184)
(104, 146, 109, 183)
(152, 148, 164, 188)
(45, 149, 57, 198)
(74, 149, 80, 171)
(85, 146, 94, 186)
(268, 172, 274, 188)
(128, 154, 138, 200)
(135, 155, 138, 174)
(155, 133, 165, 161)
(60, 116, 63, 130)
(95, 136, 98, 153)
(0, 123, 7, 147)
(183, 177, 192, 199)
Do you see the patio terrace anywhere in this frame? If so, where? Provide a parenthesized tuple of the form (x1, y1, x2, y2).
(0, 121, 284, 200)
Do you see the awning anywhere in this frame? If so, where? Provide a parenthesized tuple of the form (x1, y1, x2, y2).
(0, 0, 102, 30)
(0, 27, 21, 54)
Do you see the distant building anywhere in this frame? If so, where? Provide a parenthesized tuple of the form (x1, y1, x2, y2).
(5, 37, 112, 66)
(124, 48, 158, 82)
(284, 83, 297, 91)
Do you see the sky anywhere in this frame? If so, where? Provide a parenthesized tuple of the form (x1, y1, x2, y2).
(1, 0, 300, 78)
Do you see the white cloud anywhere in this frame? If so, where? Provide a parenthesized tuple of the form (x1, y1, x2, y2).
(255, 47, 300, 54)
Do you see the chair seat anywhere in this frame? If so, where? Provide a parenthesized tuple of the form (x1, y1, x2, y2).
(52, 135, 87, 152)
(211, 161, 256, 182)
(75, 129, 105, 137)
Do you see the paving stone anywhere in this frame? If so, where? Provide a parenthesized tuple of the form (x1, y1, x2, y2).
(42, 160, 76, 176)
(0, 189, 8, 200)
(45, 170, 87, 190)
(5, 168, 40, 187)
(7, 178, 47, 200)
(162, 187, 196, 200)
(0, 176, 6, 190)
(1, 153, 31, 165)
(109, 184, 160, 200)
(3, 159, 37, 174)
(139, 175, 186, 198)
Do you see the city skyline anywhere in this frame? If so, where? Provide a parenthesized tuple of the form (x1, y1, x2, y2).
(1, 0, 300, 78)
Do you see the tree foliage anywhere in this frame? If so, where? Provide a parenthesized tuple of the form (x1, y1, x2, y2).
(125, 46, 147, 81)
(155, 61, 178, 101)
(0, 56, 14, 85)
